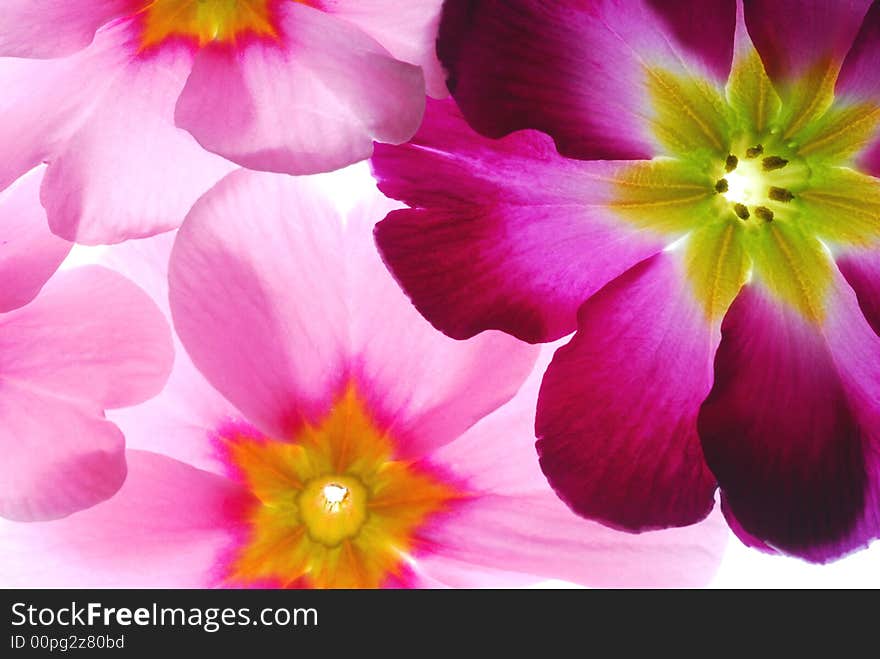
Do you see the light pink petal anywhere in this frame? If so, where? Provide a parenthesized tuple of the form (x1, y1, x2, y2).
(170, 170, 350, 439)
(536, 253, 719, 531)
(0, 266, 173, 409)
(102, 233, 240, 474)
(0, 167, 71, 313)
(437, 0, 736, 160)
(39, 25, 234, 244)
(698, 272, 880, 562)
(837, 246, 880, 337)
(0, 381, 125, 522)
(425, 345, 727, 587)
(317, 0, 447, 97)
(175, 2, 424, 175)
(0, 0, 139, 58)
(0, 450, 250, 587)
(744, 0, 873, 85)
(346, 196, 538, 459)
(373, 98, 668, 343)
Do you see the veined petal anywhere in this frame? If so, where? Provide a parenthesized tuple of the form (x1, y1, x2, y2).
(698, 271, 880, 561)
(373, 99, 693, 343)
(744, 0, 874, 138)
(0, 0, 139, 58)
(798, 166, 880, 247)
(175, 2, 425, 176)
(0, 451, 250, 587)
(535, 251, 720, 531)
(0, 168, 71, 313)
(437, 0, 736, 160)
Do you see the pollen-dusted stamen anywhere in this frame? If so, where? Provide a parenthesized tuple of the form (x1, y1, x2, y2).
(769, 187, 795, 202)
(746, 144, 764, 158)
(734, 203, 750, 220)
(763, 156, 789, 171)
(754, 206, 775, 222)
(725, 155, 739, 172)
(715, 178, 729, 194)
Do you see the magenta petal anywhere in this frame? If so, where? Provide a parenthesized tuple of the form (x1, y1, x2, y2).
(175, 3, 424, 176)
(698, 278, 880, 562)
(744, 0, 873, 83)
(536, 253, 719, 531)
(0, 0, 138, 58)
(373, 98, 666, 343)
(0, 168, 71, 313)
(837, 247, 880, 337)
(437, 0, 735, 159)
(0, 451, 250, 587)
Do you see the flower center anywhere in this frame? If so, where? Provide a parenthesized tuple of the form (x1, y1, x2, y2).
(298, 475, 368, 546)
(137, 0, 289, 49)
(714, 145, 801, 223)
(220, 383, 463, 588)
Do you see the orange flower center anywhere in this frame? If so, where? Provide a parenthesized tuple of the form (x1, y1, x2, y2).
(222, 384, 464, 588)
(137, 0, 304, 49)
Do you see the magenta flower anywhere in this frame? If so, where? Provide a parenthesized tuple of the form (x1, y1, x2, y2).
(0, 0, 442, 244)
(0, 167, 173, 521)
(373, 0, 880, 561)
(0, 172, 726, 587)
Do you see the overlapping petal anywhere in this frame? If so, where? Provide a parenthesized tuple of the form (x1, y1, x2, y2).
(0, 451, 251, 587)
(0, 168, 71, 313)
(437, 0, 736, 160)
(535, 252, 722, 531)
(373, 99, 710, 343)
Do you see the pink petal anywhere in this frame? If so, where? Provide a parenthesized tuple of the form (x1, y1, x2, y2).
(0, 167, 71, 313)
(425, 349, 727, 587)
(101, 232, 241, 474)
(698, 273, 880, 562)
(175, 2, 424, 176)
(837, 247, 880, 337)
(0, 266, 173, 410)
(346, 197, 537, 459)
(437, 0, 735, 159)
(535, 253, 719, 531)
(744, 0, 873, 84)
(0, 0, 138, 58)
(169, 171, 351, 439)
(0, 382, 125, 522)
(316, 0, 447, 97)
(38, 25, 234, 244)
(373, 98, 667, 343)
(0, 451, 250, 587)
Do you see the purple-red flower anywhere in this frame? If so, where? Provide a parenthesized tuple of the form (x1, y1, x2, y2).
(0, 167, 173, 521)
(0, 0, 444, 244)
(0, 172, 727, 588)
(373, 0, 880, 562)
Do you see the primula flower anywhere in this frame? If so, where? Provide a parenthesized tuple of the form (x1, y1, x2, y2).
(372, 0, 880, 562)
(0, 0, 442, 244)
(0, 172, 726, 587)
(0, 167, 173, 521)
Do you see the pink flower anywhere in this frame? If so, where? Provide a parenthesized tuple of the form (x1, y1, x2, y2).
(0, 0, 442, 245)
(0, 167, 173, 521)
(0, 172, 726, 587)
(372, 1, 880, 562)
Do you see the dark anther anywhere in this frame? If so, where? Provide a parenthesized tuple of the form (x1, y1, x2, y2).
(769, 187, 794, 202)
(762, 156, 789, 171)
(746, 145, 764, 158)
(754, 206, 775, 222)
(734, 203, 750, 220)
(725, 155, 739, 172)
(715, 178, 729, 194)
